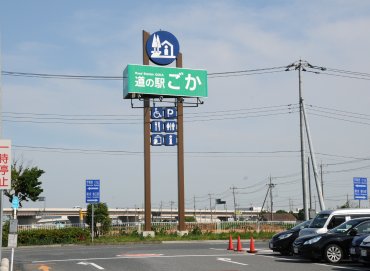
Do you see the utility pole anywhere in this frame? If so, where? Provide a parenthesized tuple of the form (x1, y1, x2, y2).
(159, 201, 163, 222)
(193, 195, 196, 217)
(298, 60, 309, 221)
(320, 162, 324, 199)
(260, 182, 271, 220)
(170, 201, 174, 222)
(308, 156, 312, 211)
(269, 176, 275, 221)
(289, 198, 293, 212)
(302, 102, 325, 210)
(208, 193, 213, 222)
(230, 186, 237, 221)
(286, 60, 327, 220)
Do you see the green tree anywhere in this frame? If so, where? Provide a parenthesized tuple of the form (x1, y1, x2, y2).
(5, 161, 44, 207)
(86, 203, 111, 237)
(338, 200, 350, 209)
(296, 209, 305, 221)
(276, 210, 288, 214)
(184, 216, 196, 222)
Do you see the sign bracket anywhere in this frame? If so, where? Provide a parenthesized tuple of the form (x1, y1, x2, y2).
(131, 96, 204, 109)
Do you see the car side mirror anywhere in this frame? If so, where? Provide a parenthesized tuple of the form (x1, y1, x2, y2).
(349, 228, 358, 236)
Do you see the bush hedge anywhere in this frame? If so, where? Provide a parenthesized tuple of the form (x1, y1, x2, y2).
(17, 228, 90, 246)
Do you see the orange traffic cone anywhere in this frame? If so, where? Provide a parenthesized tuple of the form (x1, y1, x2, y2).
(247, 236, 257, 253)
(234, 235, 243, 252)
(227, 235, 234, 250)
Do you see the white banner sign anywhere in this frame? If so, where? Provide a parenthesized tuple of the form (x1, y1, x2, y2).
(0, 140, 11, 190)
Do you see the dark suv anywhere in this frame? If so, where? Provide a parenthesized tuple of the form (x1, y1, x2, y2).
(293, 217, 370, 263)
(269, 220, 312, 255)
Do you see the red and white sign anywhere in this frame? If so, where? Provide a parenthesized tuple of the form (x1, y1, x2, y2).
(0, 140, 11, 190)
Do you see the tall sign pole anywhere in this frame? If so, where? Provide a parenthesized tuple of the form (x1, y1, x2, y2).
(124, 30, 207, 236)
(176, 53, 185, 232)
(142, 31, 152, 232)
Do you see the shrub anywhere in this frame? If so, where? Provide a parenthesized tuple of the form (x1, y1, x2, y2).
(18, 227, 90, 246)
(190, 226, 202, 235)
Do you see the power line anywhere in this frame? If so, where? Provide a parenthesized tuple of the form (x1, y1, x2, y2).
(4, 103, 295, 118)
(1, 71, 122, 80)
(207, 66, 287, 76)
(308, 112, 370, 126)
(3, 64, 370, 83)
(2, 65, 289, 80)
(3, 108, 298, 125)
(309, 104, 370, 118)
(310, 71, 370, 81)
(12, 144, 301, 156)
(325, 67, 370, 78)
(308, 108, 370, 122)
(325, 158, 370, 166)
(325, 164, 370, 174)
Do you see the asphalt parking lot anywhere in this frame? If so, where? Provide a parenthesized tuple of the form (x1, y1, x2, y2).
(1, 240, 369, 271)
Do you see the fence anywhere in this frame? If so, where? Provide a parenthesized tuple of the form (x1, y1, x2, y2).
(18, 221, 298, 235)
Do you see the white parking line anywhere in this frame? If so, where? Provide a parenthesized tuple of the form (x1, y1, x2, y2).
(32, 253, 250, 263)
(217, 257, 248, 266)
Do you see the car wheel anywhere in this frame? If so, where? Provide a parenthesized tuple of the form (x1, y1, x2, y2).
(324, 244, 343, 263)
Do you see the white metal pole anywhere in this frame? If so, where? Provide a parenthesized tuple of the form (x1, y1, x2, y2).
(10, 249, 14, 271)
(10, 210, 16, 271)
(302, 102, 325, 210)
(91, 204, 94, 243)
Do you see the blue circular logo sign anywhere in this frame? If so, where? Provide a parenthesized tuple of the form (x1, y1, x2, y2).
(146, 31, 180, 66)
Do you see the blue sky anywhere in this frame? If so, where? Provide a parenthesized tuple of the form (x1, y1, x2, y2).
(1, 1, 370, 213)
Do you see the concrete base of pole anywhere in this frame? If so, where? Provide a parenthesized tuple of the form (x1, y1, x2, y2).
(176, 230, 189, 237)
(142, 231, 155, 238)
(1, 258, 9, 271)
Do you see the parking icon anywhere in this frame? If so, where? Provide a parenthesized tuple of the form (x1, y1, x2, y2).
(164, 107, 177, 119)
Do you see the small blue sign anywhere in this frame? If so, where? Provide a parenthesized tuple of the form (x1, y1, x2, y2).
(164, 134, 177, 146)
(164, 121, 177, 133)
(151, 107, 164, 119)
(11, 196, 19, 210)
(151, 121, 163, 132)
(164, 107, 177, 119)
(354, 177, 367, 200)
(151, 134, 164, 146)
(146, 31, 180, 66)
(86, 179, 100, 203)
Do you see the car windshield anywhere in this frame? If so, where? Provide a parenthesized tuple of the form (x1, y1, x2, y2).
(309, 214, 330, 228)
(329, 219, 361, 234)
(291, 219, 312, 230)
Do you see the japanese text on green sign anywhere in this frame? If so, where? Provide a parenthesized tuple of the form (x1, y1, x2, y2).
(123, 64, 208, 99)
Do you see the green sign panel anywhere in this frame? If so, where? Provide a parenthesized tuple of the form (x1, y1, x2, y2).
(123, 64, 208, 99)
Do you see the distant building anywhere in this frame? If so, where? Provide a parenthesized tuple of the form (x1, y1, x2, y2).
(248, 206, 263, 212)
(261, 213, 297, 222)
